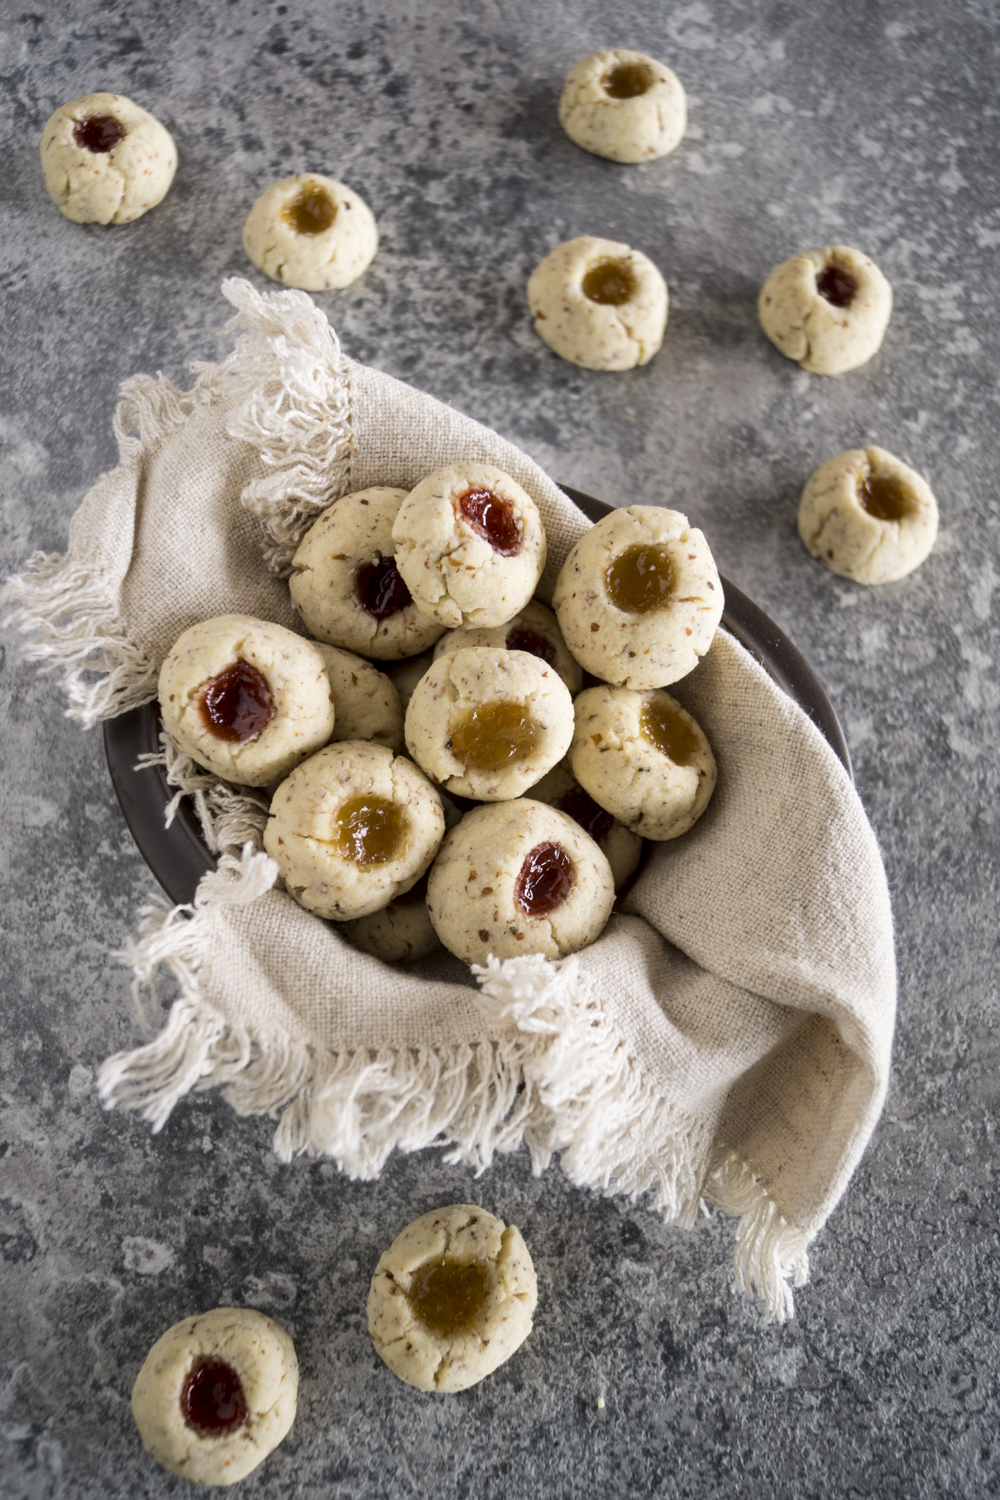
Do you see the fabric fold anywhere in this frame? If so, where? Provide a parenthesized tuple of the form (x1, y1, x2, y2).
(5, 278, 897, 1320)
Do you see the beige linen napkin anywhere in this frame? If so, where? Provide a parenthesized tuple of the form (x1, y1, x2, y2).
(3, 279, 896, 1319)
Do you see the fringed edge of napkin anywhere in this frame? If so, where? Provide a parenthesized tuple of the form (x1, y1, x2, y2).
(136, 730, 271, 856)
(1, 278, 351, 725)
(1, 367, 222, 726)
(706, 1155, 810, 1322)
(95, 839, 810, 1320)
(9, 273, 817, 1320)
(216, 277, 353, 574)
(0, 546, 159, 727)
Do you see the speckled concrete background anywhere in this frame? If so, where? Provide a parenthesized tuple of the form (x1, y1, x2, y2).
(1, 1, 998, 1496)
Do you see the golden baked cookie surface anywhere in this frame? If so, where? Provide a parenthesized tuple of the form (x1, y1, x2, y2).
(130, 1307, 297, 1486)
(528, 236, 668, 370)
(558, 49, 686, 163)
(427, 798, 615, 963)
(40, 92, 177, 224)
(553, 505, 723, 689)
(367, 1205, 537, 1393)
(758, 245, 892, 375)
(264, 741, 445, 920)
(392, 464, 547, 629)
(242, 172, 378, 290)
(798, 446, 938, 584)
(158, 614, 335, 788)
(291, 488, 445, 660)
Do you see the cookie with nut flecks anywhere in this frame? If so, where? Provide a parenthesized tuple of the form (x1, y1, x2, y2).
(798, 446, 938, 584)
(158, 614, 335, 788)
(264, 741, 445, 921)
(40, 92, 177, 224)
(243, 172, 378, 291)
(553, 505, 723, 690)
(392, 464, 546, 629)
(758, 245, 892, 375)
(314, 643, 404, 752)
(427, 798, 615, 964)
(570, 684, 716, 841)
(558, 48, 686, 163)
(528, 236, 668, 370)
(367, 1205, 537, 1393)
(290, 487, 446, 660)
(131, 1307, 297, 1486)
(404, 646, 574, 801)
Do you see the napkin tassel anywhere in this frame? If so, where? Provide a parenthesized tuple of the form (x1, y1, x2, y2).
(97, 854, 807, 1319)
(707, 1151, 811, 1322)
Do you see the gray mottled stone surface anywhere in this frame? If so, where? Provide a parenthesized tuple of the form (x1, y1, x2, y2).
(1, 1, 998, 1495)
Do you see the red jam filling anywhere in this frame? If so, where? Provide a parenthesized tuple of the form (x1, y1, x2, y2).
(180, 1358, 248, 1436)
(355, 556, 412, 619)
(505, 627, 557, 668)
(199, 661, 274, 743)
(514, 841, 574, 917)
(816, 263, 858, 308)
(557, 785, 615, 846)
(456, 488, 523, 556)
(73, 115, 125, 152)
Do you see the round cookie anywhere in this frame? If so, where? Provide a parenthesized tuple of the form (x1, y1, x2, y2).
(40, 92, 177, 225)
(391, 464, 547, 629)
(558, 49, 686, 163)
(570, 685, 716, 840)
(290, 488, 446, 660)
(158, 614, 335, 788)
(527, 236, 668, 371)
(758, 245, 892, 375)
(368, 1205, 537, 1394)
(342, 791, 462, 962)
(131, 1307, 297, 1486)
(315, 644, 404, 752)
(404, 647, 574, 801)
(553, 505, 723, 689)
(343, 872, 441, 963)
(242, 173, 378, 291)
(428, 799, 615, 963)
(433, 599, 583, 695)
(798, 446, 938, 585)
(264, 742, 445, 921)
(530, 761, 643, 890)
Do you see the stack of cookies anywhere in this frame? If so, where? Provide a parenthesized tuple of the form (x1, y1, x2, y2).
(157, 467, 724, 968)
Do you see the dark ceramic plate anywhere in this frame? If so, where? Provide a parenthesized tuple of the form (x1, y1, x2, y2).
(104, 486, 851, 906)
